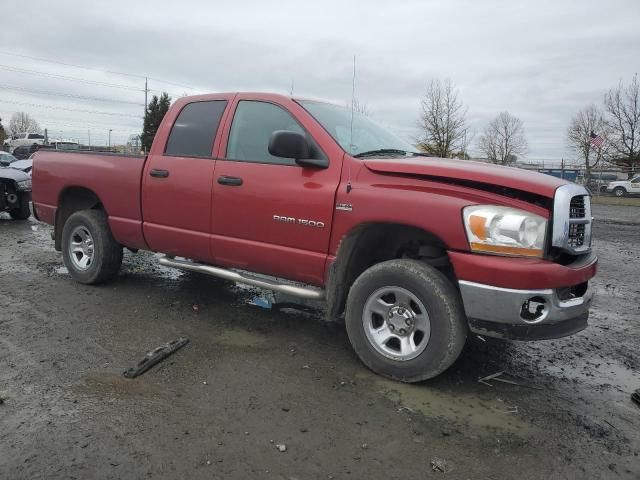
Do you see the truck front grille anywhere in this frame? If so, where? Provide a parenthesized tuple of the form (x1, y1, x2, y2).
(552, 185, 592, 255)
(569, 195, 585, 218)
(568, 223, 586, 248)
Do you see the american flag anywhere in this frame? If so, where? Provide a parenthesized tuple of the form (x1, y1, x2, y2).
(590, 131, 604, 148)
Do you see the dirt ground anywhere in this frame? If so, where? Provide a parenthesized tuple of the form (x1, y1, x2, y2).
(1, 206, 639, 480)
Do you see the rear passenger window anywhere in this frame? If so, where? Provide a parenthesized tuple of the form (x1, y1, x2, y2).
(226, 101, 305, 165)
(165, 100, 227, 157)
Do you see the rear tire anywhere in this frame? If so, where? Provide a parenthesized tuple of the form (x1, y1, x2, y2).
(345, 259, 467, 383)
(61, 210, 123, 284)
(9, 200, 31, 220)
(614, 187, 627, 197)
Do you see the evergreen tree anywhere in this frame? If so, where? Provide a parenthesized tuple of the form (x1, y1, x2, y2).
(0, 117, 6, 149)
(141, 92, 171, 151)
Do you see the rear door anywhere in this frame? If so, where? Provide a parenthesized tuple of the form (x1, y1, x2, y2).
(210, 97, 343, 285)
(142, 98, 229, 262)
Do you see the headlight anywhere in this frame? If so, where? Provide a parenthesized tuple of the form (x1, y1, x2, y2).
(463, 205, 547, 258)
(16, 179, 32, 191)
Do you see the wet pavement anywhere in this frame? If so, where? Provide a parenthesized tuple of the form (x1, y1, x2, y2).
(0, 209, 639, 479)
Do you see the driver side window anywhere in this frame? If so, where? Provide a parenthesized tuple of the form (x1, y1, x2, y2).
(226, 101, 304, 165)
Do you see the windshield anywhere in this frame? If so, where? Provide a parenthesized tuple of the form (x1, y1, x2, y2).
(298, 100, 419, 157)
(0, 152, 18, 163)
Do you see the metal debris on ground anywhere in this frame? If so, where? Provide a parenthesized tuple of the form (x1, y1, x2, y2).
(123, 337, 190, 379)
(478, 371, 520, 387)
(632, 389, 640, 407)
(275, 443, 287, 452)
(431, 457, 448, 473)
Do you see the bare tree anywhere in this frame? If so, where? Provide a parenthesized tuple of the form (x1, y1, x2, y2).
(567, 105, 610, 185)
(352, 98, 371, 116)
(479, 111, 527, 165)
(8, 112, 41, 136)
(604, 73, 640, 176)
(418, 78, 467, 157)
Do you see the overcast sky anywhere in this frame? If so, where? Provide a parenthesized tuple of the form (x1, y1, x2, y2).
(0, 0, 638, 162)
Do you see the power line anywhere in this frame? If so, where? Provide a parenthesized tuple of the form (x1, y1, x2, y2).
(0, 50, 202, 92)
(0, 99, 142, 118)
(0, 64, 144, 91)
(0, 83, 144, 106)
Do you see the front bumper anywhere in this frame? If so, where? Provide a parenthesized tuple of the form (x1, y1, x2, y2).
(459, 280, 594, 340)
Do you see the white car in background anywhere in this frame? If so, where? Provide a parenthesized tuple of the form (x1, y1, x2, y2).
(4, 132, 45, 149)
(0, 151, 32, 175)
(606, 175, 640, 197)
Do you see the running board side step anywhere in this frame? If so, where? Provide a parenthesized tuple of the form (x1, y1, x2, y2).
(158, 257, 325, 300)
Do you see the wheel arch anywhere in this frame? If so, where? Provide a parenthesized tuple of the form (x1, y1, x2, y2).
(326, 222, 454, 321)
(54, 186, 105, 251)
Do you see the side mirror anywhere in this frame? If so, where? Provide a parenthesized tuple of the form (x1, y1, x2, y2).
(269, 130, 310, 159)
(268, 130, 328, 168)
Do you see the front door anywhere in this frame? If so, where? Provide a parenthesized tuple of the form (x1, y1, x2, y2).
(142, 99, 228, 262)
(210, 99, 342, 285)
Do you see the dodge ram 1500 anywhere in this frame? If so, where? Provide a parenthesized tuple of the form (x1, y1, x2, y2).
(32, 92, 597, 382)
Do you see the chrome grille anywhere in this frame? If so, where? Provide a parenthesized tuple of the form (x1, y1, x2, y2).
(569, 195, 586, 218)
(568, 223, 586, 248)
(552, 185, 592, 254)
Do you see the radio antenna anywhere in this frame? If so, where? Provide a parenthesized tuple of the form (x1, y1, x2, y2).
(347, 55, 356, 193)
(349, 55, 356, 152)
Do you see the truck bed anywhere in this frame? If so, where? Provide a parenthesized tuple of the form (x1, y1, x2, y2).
(32, 150, 148, 249)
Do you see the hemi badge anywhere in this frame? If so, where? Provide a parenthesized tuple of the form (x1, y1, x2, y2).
(336, 203, 353, 212)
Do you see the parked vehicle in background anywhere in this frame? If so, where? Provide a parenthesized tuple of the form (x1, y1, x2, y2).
(31, 92, 597, 382)
(12, 143, 54, 160)
(0, 163, 32, 219)
(579, 173, 620, 194)
(605, 175, 640, 197)
(12, 145, 34, 160)
(11, 158, 34, 175)
(4, 132, 45, 149)
(49, 140, 80, 151)
(0, 151, 19, 167)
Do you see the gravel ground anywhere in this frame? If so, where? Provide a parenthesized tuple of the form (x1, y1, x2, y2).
(1, 206, 639, 480)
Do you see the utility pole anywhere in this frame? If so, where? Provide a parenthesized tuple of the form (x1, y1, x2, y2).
(108, 129, 112, 148)
(88, 129, 91, 147)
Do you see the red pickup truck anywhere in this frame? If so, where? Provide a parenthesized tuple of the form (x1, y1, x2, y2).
(32, 92, 597, 382)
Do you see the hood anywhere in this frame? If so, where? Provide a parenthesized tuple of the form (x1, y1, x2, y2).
(9, 159, 32, 172)
(0, 166, 31, 182)
(363, 157, 566, 198)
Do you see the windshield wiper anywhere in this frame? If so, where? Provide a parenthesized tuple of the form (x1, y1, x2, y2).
(353, 149, 409, 158)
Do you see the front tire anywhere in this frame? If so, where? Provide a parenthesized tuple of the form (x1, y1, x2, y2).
(614, 187, 627, 197)
(61, 210, 123, 284)
(345, 259, 467, 383)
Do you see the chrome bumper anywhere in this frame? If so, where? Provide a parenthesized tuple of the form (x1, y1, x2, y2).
(459, 280, 594, 340)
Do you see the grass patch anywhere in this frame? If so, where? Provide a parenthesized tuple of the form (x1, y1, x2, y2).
(591, 195, 640, 207)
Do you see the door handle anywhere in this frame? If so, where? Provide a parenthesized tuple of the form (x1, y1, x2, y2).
(217, 176, 243, 186)
(150, 169, 170, 178)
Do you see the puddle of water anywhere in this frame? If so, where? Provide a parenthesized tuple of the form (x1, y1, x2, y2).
(362, 374, 534, 435)
(543, 357, 639, 390)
